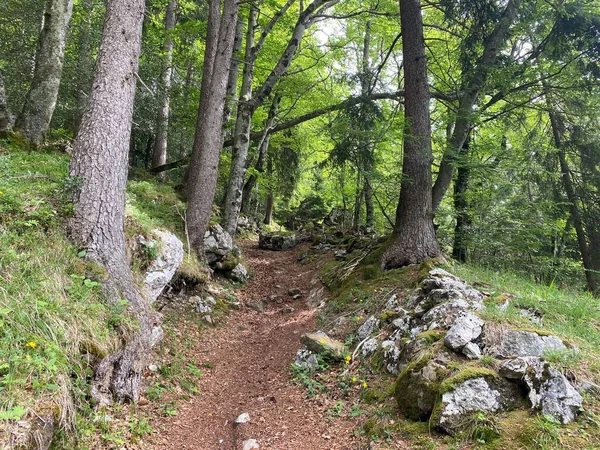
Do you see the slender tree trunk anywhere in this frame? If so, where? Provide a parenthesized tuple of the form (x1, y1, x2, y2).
(151, 0, 177, 177)
(452, 136, 471, 262)
(186, 0, 239, 257)
(0, 71, 12, 136)
(431, 0, 521, 212)
(361, 21, 374, 230)
(68, 0, 153, 405)
(264, 156, 274, 225)
(353, 170, 363, 231)
(223, 7, 257, 234)
(14, 0, 74, 146)
(550, 111, 599, 296)
(222, 0, 332, 235)
(222, 15, 244, 133)
(382, 0, 442, 270)
(241, 94, 280, 213)
(364, 178, 374, 229)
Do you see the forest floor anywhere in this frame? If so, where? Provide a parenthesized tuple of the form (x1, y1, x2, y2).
(145, 241, 365, 450)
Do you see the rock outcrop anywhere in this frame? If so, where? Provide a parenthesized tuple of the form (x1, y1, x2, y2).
(141, 229, 184, 303)
(320, 267, 586, 435)
(203, 224, 249, 282)
(258, 232, 297, 251)
(300, 331, 345, 361)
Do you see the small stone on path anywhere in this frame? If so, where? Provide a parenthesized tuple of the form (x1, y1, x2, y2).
(242, 439, 259, 450)
(234, 413, 250, 424)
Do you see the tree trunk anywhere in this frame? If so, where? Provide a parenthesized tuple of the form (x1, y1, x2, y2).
(14, 0, 74, 146)
(68, 0, 153, 405)
(431, 0, 521, 212)
(222, 0, 332, 235)
(381, 0, 442, 270)
(264, 156, 274, 225)
(0, 71, 12, 136)
(550, 111, 599, 296)
(361, 21, 374, 230)
(151, 0, 177, 178)
(241, 94, 280, 213)
(222, 7, 257, 234)
(452, 136, 471, 262)
(222, 15, 244, 133)
(364, 177, 374, 229)
(353, 170, 363, 231)
(186, 0, 239, 257)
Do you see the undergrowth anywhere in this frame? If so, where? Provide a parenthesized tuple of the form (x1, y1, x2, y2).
(0, 140, 200, 447)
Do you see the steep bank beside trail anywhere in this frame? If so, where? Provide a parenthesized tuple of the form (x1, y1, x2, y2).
(147, 242, 362, 450)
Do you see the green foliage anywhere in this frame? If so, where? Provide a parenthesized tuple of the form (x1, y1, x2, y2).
(0, 144, 121, 434)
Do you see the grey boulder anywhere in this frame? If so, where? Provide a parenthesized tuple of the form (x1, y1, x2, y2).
(499, 357, 582, 424)
(436, 377, 521, 435)
(444, 312, 484, 351)
(498, 330, 566, 358)
(142, 229, 184, 303)
(357, 315, 380, 340)
(294, 349, 319, 371)
(258, 232, 296, 251)
(228, 263, 249, 282)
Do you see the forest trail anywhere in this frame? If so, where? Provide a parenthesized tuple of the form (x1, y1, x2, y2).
(147, 242, 362, 450)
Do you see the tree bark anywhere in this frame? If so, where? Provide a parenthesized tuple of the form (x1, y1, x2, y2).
(222, 6, 257, 233)
(222, 15, 244, 133)
(241, 94, 280, 213)
(550, 111, 599, 296)
(361, 20, 374, 230)
(431, 0, 521, 212)
(151, 0, 178, 178)
(382, 0, 442, 270)
(353, 170, 364, 231)
(0, 71, 12, 136)
(452, 136, 471, 262)
(264, 156, 274, 225)
(186, 0, 239, 257)
(14, 0, 73, 146)
(68, 0, 153, 405)
(364, 178, 374, 229)
(222, 0, 332, 235)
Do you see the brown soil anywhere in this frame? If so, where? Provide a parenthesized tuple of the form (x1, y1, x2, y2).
(146, 241, 364, 450)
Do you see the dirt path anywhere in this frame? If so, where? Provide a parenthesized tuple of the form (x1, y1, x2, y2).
(147, 241, 362, 450)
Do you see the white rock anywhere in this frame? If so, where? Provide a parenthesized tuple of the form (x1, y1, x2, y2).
(444, 312, 484, 351)
(361, 338, 379, 357)
(357, 315, 380, 340)
(462, 342, 482, 359)
(234, 412, 250, 424)
(143, 229, 184, 303)
(242, 439, 259, 450)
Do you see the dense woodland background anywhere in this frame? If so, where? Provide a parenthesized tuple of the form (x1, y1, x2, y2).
(2, 0, 599, 293)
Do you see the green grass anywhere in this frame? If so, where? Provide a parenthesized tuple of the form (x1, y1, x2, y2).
(450, 262, 600, 381)
(0, 140, 202, 446)
(0, 141, 122, 437)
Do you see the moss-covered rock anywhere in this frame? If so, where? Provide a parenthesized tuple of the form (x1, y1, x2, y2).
(394, 346, 456, 420)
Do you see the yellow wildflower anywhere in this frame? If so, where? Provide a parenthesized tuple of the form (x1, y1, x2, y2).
(352, 377, 357, 382)
(345, 355, 351, 365)
(25, 341, 37, 348)
(362, 381, 368, 388)
(319, 339, 326, 344)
